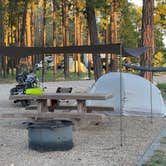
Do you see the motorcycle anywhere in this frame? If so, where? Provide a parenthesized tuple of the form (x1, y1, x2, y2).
(10, 71, 41, 107)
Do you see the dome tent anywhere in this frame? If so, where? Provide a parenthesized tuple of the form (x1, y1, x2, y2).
(87, 72, 166, 116)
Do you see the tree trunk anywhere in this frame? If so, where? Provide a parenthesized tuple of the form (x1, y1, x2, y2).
(26, 5, 32, 69)
(86, 0, 102, 81)
(42, 0, 46, 47)
(110, 0, 118, 72)
(73, 2, 77, 73)
(140, 0, 155, 81)
(42, 0, 47, 83)
(16, 15, 20, 46)
(34, 3, 40, 62)
(17, 0, 29, 75)
(62, 0, 69, 79)
(0, 0, 4, 77)
(20, 0, 29, 46)
(13, 15, 21, 76)
(26, 8, 31, 46)
(104, 27, 109, 73)
(30, 1, 35, 65)
(74, 0, 81, 76)
(52, 0, 58, 75)
(30, 1, 35, 47)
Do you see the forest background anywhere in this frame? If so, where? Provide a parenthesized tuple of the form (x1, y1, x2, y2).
(0, 0, 165, 81)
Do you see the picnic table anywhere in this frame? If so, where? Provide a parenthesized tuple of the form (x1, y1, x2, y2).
(9, 92, 113, 113)
(2, 92, 113, 122)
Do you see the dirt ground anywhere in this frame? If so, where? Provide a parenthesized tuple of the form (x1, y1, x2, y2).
(0, 78, 166, 166)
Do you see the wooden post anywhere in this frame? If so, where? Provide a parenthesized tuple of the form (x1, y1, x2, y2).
(77, 100, 87, 113)
(48, 99, 58, 112)
(37, 99, 48, 112)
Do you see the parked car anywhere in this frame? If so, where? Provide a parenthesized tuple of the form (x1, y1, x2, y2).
(45, 56, 53, 63)
(35, 56, 54, 69)
(34, 61, 43, 70)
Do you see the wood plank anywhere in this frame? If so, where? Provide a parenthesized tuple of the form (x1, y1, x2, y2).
(25, 105, 114, 112)
(0, 44, 121, 57)
(54, 105, 114, 112)
(87, 106, 114, 112)
(0, 112, 106, 121)
(9, 93, 113, 100)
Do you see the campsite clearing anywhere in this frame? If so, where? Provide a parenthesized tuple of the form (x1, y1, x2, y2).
(0, 80, 166, 166)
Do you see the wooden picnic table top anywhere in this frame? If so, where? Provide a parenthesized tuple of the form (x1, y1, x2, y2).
(9, 92, 113, 101)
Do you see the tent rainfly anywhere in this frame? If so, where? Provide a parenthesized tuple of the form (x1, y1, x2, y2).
(87, 72, 166, 116)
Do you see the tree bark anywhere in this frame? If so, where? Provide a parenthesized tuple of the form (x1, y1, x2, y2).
(34, 2, 40, 62)
(140, 0, 155, 81)
(26, 4, 32, 68)
(42, 0, 47, 83)
(110, 0, 118, 72)
(74, 0, 81, 76)
(62, 0, 69, 79)
(16, 0, 29, 75)
(42, 0, 46, 47)
(30, 1, 35, 65)
(30, 1, 35, 47)
(0, 0, 4, 77)
(52, 0, 58, 75)
(86, 0, 102, 81)
(20, 0, 29, 46)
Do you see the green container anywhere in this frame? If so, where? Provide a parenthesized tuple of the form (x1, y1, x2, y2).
(25, 88, 44, 95)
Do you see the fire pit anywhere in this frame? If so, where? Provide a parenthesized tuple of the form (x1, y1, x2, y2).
(26, 119, 73, 151)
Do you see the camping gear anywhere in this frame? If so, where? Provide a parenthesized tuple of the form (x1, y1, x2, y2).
(25, 119, 73, 151)
(25, 88, 44, 95)
(10, 71, 42, 106)
(87, 72, 166, 116)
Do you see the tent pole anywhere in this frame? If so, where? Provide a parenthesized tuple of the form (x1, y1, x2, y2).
(149, 47, 153, 123)
(42, 53, 44, 83)
(120, 41, 123, 146)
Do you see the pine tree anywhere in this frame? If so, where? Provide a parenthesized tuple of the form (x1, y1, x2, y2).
(86, 0, 102, 81)
(140, 0, 155, 81)
(0, 0, 4, 77)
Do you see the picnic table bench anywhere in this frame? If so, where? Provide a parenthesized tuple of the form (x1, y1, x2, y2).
(9, 92, 113, 113)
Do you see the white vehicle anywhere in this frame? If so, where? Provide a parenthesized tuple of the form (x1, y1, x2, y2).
(35, 56, 54, 70)
(35, 60, 54, 70)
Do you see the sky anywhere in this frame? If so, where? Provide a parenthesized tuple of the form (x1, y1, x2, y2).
(128, 0, 143, 6)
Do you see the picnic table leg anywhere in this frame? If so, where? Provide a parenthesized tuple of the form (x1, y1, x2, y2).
(77, 100, 87, 113)
(48, 99, 59, 112)
(37, 99, 48, 112)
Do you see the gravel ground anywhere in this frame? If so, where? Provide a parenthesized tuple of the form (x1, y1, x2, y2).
(153, 74, 166, 84)
(0, 79, 166, 166)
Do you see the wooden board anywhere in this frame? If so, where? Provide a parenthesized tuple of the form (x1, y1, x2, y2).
(25, 105, 114, 113)
(9, 93, 113, 101)
(52, 105, 114, 112)
(0, 112, 106, 122)
(0, 44, 121, 57)
(26, 105, 114, 111)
